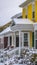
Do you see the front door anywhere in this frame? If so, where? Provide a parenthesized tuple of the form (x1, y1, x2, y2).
(4, 37, 8, 48)
(16, 35, 19, 47)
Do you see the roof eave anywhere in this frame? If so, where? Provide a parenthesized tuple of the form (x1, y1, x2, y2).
(19, 0, 34, 8)
(19, 1, 27, 8)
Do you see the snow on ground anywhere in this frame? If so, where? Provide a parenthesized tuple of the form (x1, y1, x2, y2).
(0, 47, 37, 65)
(0, 63, 4, 65)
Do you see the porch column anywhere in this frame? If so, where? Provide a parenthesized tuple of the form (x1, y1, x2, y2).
(8, 36, 10, 47)
(14, 32, 16, 48)
(22, 32, 24, 47)
(34, 30, 36, 48)
(19, 31, 22, 55)
(12, 34, 14, 46)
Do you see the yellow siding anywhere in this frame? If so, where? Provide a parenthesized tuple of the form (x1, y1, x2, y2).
(22, 8, 26, 18)
(30, 32, 32, 48)
(35, 1, 37, 22)
(28, 4, 32, 20)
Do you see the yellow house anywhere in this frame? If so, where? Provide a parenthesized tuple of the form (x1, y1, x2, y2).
(18, 0, 37, 49)
(19, 0, 37, 22)
(0, 0, 37, 50)
(11, 0, 37, 49)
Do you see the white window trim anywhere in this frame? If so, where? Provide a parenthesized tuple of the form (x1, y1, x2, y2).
(23, 32, 30, 47)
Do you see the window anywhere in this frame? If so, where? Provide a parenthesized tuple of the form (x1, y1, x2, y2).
(35, 31, 37, 39)
(32, 2, 35, 19)
(16, 35, 19, 47)
(35, 61, 37, 65)
(32, 12, 35, 19)
(17, 16, 22, 18)
(35, 31, 37, 49)
(25, 15, 27, 18)
(24, 33, 28, 46)
(12, 22, 15, 26)
(35, 40, 37, 49)
(4, 37, 8, 48)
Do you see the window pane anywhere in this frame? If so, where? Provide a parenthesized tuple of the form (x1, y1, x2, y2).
(16, 35, 19, 47)
(32, 12, 35, 19)
(24, 42, 28, 46)
(36, 40, 37, 49)
(35, 31, 37, 39)
(25, 15, 27, 18)
(24, 33, 28, 38)
(24, 33, 28, 46)
(35, 62, 37, 65)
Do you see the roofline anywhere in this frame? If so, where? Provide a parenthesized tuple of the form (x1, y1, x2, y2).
(13, 18, 33, 24)
(11, 12, 22, 19)
(19, 0, 34, 8)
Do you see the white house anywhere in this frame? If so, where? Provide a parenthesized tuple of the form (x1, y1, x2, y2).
(0, 26, 13, 48)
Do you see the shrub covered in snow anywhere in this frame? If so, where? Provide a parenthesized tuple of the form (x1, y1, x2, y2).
(0, 47, 37, 65)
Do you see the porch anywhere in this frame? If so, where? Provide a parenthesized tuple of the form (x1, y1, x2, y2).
(11, 19, 34, 52)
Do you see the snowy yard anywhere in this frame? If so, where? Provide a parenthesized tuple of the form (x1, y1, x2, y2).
(0, 47, 37, 65)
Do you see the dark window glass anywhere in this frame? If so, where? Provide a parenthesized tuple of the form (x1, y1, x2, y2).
(35, 62, 37, 65)
(12, 22, 15, 26)
(25, 15, 27, 18)
(10, 36, 12, 46)
(35, 31, 37, 49)
(16, 35, 19, 47)
(24, 33, 28, 46)
(36, 40, 37, 49)
(33, 12, 35, 18)
(17, 16, 22, 18)
(4, 37, 8, 48)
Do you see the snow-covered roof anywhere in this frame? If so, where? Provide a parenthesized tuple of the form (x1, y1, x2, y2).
(19, 0, 34, 7)
(13, 18, 33, 24)
(11, 19, 33, 32)
(0, 19, 11, 27)
(0, 26, 12, 35)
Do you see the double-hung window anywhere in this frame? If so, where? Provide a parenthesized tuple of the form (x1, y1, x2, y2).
(24, 33, 28, 46)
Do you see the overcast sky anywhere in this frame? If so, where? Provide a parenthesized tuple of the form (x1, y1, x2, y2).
(0, 0, 26, 26)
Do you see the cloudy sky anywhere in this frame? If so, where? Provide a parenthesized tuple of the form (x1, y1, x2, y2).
(0, 0, 26, 26)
